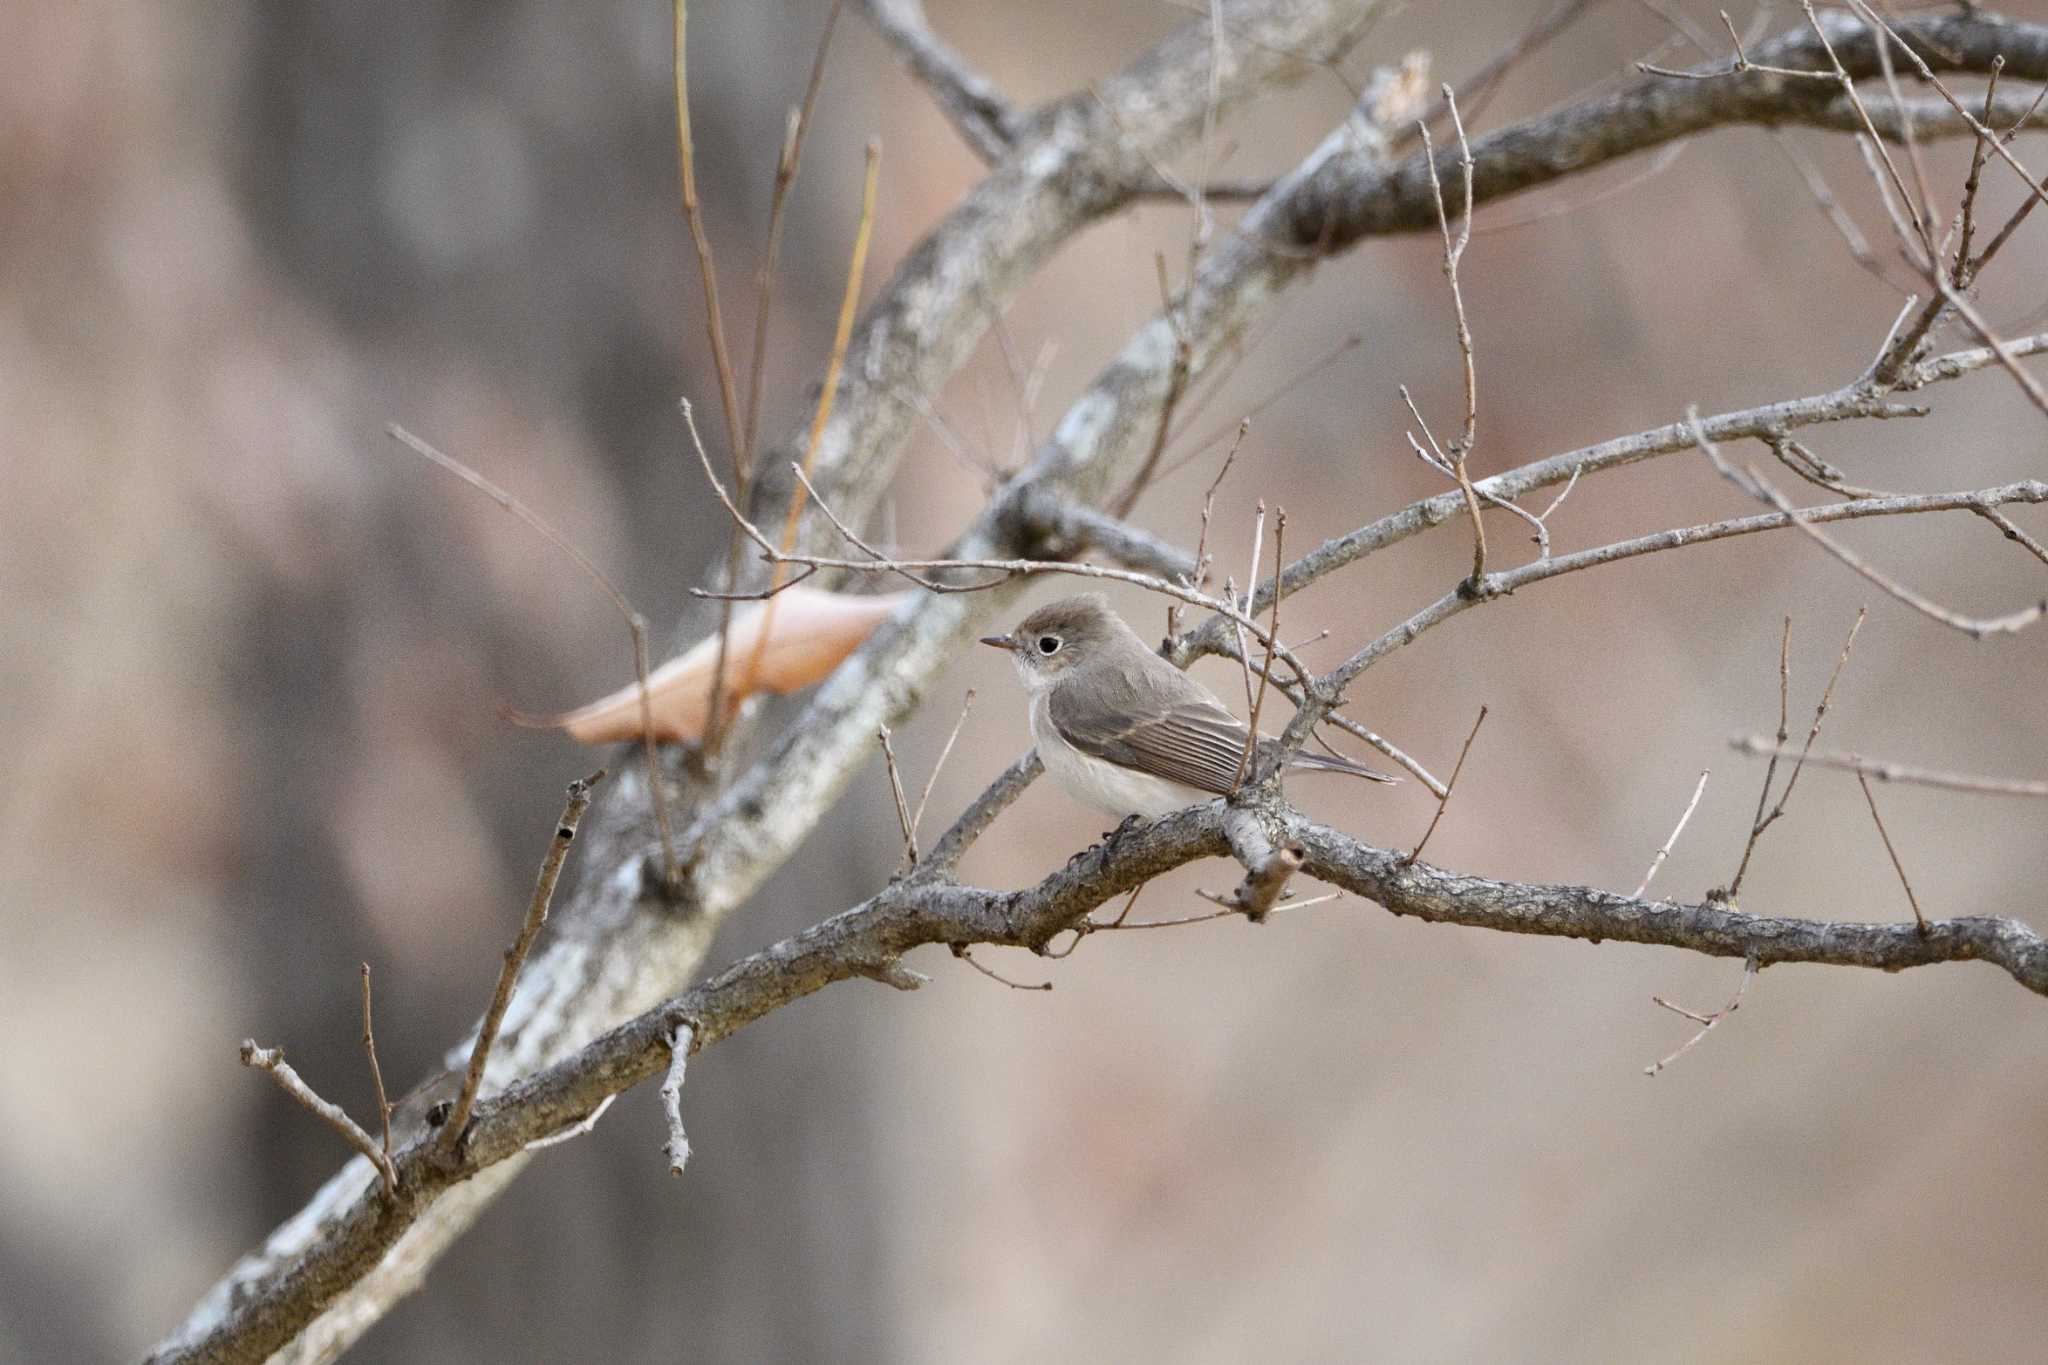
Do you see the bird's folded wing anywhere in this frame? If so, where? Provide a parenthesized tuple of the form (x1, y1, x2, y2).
(1048, 686, 1251, 796)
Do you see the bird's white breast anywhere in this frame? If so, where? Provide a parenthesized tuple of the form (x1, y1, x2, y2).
(1029, 692, 1209, 818)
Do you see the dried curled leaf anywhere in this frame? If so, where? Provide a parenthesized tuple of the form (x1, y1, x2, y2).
(516, 587, 912, 744)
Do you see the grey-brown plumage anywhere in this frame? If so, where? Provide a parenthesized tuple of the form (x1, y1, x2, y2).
(979, 594, 1394, 817)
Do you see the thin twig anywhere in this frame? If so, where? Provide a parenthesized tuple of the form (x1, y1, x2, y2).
(791, 462, 1004, 593)
(1798, 1, 1934, 267)
(1473, 140, 1691, 238)
(1867, 82, 2048, 391)
(1950, 56, 2000, 283)
(1858, 772, 1928, 934)
(1645, 957, 1757, 1076)
(741, 0, 843, 465)
(686, 403, 1323, 683)
(1729, 617, 1792, 901)
(1112, 255, 1194, 517)
(1976, 507, 2048, 570)
(672, 0, 746, 473)
(241, 1042, 397, 1198)
(1321, 710, 1446, 796)
(660, 1023, 694, 1176)
(1729, 738, 2048, 798)
(1441, 88, 1476, 453)
(1427, 0, 1599, 133)
(877, 726, 917, 865)
(359, 964, 392, 1166)
(522, 1093, 618, 1152)
(1772, 130, 1898, 288)
(441, 770, 605, 1153)
(1234, 506, 1284, 789)
(1189, 0, 1225, 252)
(1167, 418, 1245, 639)
(1017, 340, 1059, 467)
(1634, 769, 1710, 900)
(1302, 483, 2042, 744)
(1968, 134, 2048, 279)
(1124, 890, 1341, 929)
(1745, 458, 2044, 638)
(1401, 705, 1487, 866)
(1843, 0, 2048, 223)
(1157, 334, 1358, 483)
(1933, 279, 2048, 423)
(385, 427, 680, 891)
(1724, 609, 1866, 902)
(1863, 0, 1935, 248)
(1169, 330, 2039, 689)
(1416, 89, 1486, 583)
(706, 0, 848, 772)
(739, 142, 884, 693)
(950, 943, 1053, 991)
(1695, 414, 2045, 639)
(911, 690, 976, 847)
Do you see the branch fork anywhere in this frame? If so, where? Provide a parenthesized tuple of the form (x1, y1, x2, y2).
(1219, 802, 1308, 922)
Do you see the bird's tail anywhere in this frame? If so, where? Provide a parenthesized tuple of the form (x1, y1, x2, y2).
(1290, 750, 1399, 784)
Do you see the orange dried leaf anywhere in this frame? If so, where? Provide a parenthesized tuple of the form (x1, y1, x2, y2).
(519, 587, 911, 744)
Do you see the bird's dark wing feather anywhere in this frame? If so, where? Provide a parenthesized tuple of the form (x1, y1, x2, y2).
(1047, 665, 1252, 796)
(1291, 749, 1399, 784)
(1049, 654, 1400, 792)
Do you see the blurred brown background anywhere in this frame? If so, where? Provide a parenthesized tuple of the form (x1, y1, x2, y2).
(4, 2, 2046, 1360)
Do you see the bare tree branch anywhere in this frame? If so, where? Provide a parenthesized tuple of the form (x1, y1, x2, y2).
(1730, 738, 2048, 798)
(198, 793, 2048, 1321)
(152, 8, 2048, 1362)
(239, 1043, 397, 1201)
(858, 0, 1019, 160)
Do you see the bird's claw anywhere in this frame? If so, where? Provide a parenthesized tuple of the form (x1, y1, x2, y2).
(1068, 814, 1145, 868)
(1101, 813, 1145, 842)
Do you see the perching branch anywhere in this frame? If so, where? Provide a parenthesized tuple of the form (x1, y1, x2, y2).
(206, 793, 2048, 1307)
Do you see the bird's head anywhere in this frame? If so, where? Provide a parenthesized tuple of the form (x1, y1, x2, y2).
(978, 593, 1130, 691)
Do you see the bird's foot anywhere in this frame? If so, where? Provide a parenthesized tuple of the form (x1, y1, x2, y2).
(1067, 814, 1145, 868)
(1098, 813, 1148, 847)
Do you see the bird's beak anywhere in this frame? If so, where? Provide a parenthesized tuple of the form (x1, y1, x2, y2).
(978, 633, 1013, 651)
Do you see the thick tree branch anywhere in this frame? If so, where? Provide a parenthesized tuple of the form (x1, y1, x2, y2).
(176, 795, 2047, 1323)
(1288, 10, 2048, 247)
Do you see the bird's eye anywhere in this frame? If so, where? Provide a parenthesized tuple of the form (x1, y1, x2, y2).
(1036, 635, 1062, 655)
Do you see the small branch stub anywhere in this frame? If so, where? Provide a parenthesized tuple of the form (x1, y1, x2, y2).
(241, 1041, 397, 1198)
(1221, 806, 1306, 922)
(661, 1022, 695, 1177)
(442, 769, 606, 1154)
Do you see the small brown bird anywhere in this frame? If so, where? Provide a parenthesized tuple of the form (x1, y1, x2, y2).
(980, 593, 1394, 818)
